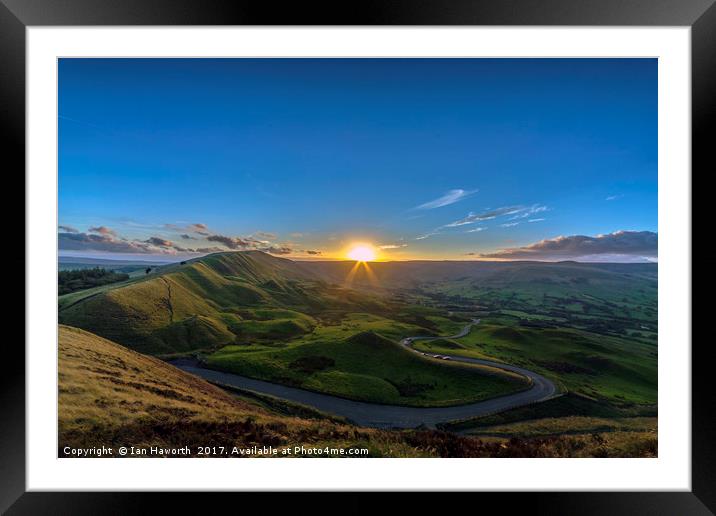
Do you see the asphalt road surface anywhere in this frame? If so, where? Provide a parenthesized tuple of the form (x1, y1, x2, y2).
(171, 319, 557, 429)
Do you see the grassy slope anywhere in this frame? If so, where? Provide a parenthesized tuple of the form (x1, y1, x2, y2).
(58, 325, 427, 457)
(305, 260, 658, 340)
(400, 260, 657, 413)
(58, 251, 373, 354)
(59, 251, 527, 407)
(302, 260, 656, 297)
(58, 253, 655, 410)
(414, 322, 656, 405)
(206, 314, 528, 407)
(59, 326, 657, 457)
(463, 416, 657, 438)
(439, 392, 656, 438)
(427, 262, 658, 337)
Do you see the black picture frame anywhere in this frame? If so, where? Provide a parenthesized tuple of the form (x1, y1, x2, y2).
(2, 0, 711, 513)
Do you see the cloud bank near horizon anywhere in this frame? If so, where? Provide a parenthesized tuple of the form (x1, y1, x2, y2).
(477, 230, 657, 261)
(58, 222, 658, 263)
(58, 223, 321, 258)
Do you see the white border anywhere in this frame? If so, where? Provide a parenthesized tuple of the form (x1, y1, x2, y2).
(27, 27, 691, 491)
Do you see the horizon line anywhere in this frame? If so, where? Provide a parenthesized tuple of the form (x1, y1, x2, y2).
(59, 250, 658, 265)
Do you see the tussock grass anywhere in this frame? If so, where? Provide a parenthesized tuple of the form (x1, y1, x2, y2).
(58, 325, 657, 458)
(59, 325, 434, 457)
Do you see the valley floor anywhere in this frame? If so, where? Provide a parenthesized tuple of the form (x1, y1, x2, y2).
(171, 319, 556, 428)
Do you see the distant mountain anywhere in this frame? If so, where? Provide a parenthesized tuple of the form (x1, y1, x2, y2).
(301, 260, 657, 290)
(59, 255, 173, 268)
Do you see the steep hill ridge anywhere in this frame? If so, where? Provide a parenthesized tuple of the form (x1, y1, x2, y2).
(58, 251, 385, 354)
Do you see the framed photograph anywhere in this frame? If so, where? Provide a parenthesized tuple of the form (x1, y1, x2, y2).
(3, 0, 711, 512)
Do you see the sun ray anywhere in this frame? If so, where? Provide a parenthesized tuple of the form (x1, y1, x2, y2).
(344, 260, 362, 286)
(361, 261, 379, 287)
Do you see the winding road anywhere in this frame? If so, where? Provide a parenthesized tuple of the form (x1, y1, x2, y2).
(171, 319, 557, 429)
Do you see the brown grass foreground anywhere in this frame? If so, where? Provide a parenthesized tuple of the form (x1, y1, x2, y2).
(58, 325, 656, 458)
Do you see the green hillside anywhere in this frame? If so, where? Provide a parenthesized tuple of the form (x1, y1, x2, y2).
(207, 323, 528, 407)
(59, 252, 656, 411)
(58, 251, 529, 407)
(301, 259, 657, 290)
(59, 251, 387, 354)
(414, 322, 657, 405)
(57, 325, 426, 456)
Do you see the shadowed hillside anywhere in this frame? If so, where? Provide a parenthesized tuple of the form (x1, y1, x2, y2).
(57, 324, 420, 456)
(58, 251, 388, 354)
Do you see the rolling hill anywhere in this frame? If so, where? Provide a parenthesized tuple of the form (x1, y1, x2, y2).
(58, 251, 389, 354)
(58, 252, 528, 407)
(58, 251, 656, 411)
(206, 327, 528, 407)
(302, 259, 657, 298)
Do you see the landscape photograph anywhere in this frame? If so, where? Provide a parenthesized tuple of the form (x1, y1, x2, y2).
(58, 58, 657, 458)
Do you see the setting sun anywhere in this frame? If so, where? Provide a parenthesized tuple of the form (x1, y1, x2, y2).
(346, 244, 377, 262)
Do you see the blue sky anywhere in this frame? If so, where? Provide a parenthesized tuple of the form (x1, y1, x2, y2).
(58, 58, 657, 261)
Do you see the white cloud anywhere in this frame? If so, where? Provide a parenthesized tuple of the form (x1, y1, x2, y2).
(445, 206, 524, 227)
(414, 189, 477, 210)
